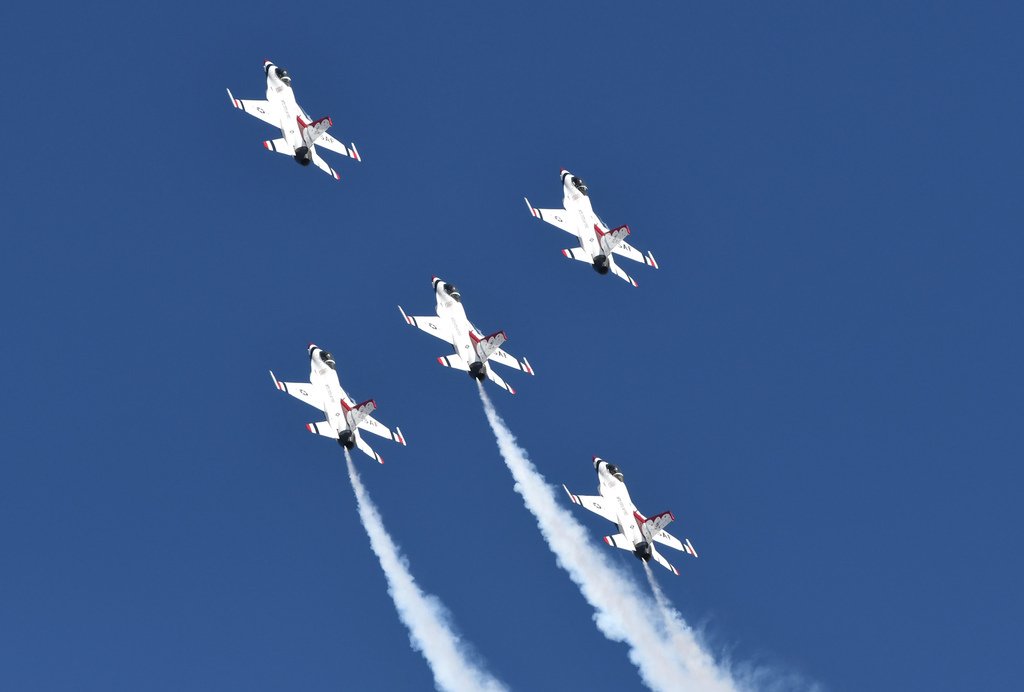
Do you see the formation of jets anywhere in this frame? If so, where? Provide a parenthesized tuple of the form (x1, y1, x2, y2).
(525, 169, 659, 287)
(227, 60, 360, 180)
(563, 458, 697, 575)
(241, 60, 698, 576)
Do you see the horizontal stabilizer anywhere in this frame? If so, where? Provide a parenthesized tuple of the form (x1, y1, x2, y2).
(562, 247, 591, 263)
(603, 533, 634, 551)
(651, 548, 681, 576)
(306, 421, 336, 439)
(264, 138, 295, 156)
(355, 433, 384, 464)
(485, 366, 515, 395)
(609, 259, 638, 288)
(310, 149, 340, 181)
(438, 354, 469, 371)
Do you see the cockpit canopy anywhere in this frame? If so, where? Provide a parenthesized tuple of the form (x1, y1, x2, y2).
(275, 67, 291, 85)
(605, 463, 624, 482)
(319, 350, 336, 369)
(571, 176, 589, 196)
(443, 283, 461, 302)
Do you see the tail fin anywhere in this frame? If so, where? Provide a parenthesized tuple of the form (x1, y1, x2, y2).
(298, 115, 332, 145)
(637, 510, 675, 539)
(470, 330, 507, 363)
(596, 224, 630, 254)
(342, 398, 376, 430)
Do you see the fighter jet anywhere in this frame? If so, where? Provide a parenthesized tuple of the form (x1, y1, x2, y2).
(398, 277, 534, 394)
(524, 169, 658, 287)
(269, 344, 405, 464)
(226, 59, 361, 180)
(563, 457, 697, 575)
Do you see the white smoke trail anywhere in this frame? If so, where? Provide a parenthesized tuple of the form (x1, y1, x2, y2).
(643, 561, 708, 664)
(344, 451, 507, 692)
(478, 385, 738, 692)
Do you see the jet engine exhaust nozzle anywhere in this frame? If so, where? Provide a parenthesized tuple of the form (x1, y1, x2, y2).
(592, 255, 610, 275)
(468, 361, 486, 381)
(338, 431, 356, 450)
(294, 146, 311, 166)
(633, 541, 653, 562)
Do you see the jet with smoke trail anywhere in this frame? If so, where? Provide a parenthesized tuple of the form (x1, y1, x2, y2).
(344, 451, 507, 692)
(398, 276, 534, 394)
(478, 385, 738, 692)
(270, 343, 406, 464)
(563, 457, 698, 576)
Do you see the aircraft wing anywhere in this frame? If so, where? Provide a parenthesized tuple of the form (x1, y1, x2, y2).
(563, 486, 617, 522)
(398, 306, 455, 344)
(359, 414, 407, 446)
(270, 371, 324, 410)
(525, 198, 576, 235)
(651, 529, 685, 552)
(316, 133, 362, 161)
(612, 240, 660, 269)
(487, 347, 535, 376)
(227, 89, 281, 127)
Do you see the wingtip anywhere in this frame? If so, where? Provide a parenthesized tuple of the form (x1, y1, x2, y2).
(395, 427, 407, 446)
(686, 538, 699, 558)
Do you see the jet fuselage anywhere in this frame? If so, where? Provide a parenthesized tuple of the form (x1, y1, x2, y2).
(595, 459, 655, 560)
(431, 277, 489, 380)
(262, 61, 315, 165)
(307, 344, 358, 443)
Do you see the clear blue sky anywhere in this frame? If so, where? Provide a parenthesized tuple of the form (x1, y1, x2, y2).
(1, 2, 1021, 690)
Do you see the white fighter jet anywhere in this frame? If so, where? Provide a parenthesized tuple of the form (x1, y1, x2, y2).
(269, 344, 406, 464)
(398, 277, 534, 394)
(563, 457, 697, 575)
(524, 169, 658, 287)
(226, 59, 361, 180)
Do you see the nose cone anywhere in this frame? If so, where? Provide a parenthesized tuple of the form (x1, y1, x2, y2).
(560, 168, 568, 175)
(308, 343, 318, 356)
(593, 456, 603, 471)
